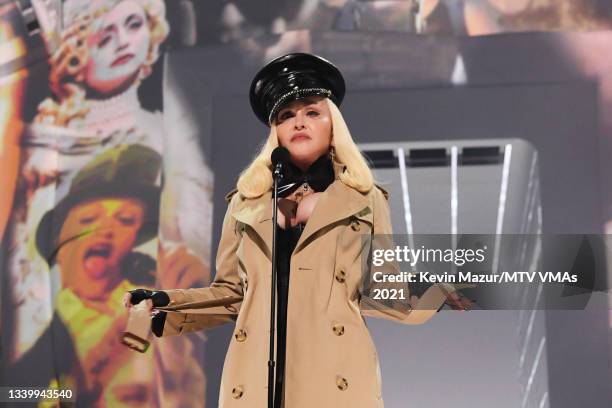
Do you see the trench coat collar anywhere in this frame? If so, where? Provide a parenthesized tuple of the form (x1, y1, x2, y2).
(230, 161, 370, 258)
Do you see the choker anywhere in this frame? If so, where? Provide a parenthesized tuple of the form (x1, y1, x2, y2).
(277, 153, 335, 198)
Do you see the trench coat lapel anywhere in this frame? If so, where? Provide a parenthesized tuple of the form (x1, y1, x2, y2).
(231, 192, 274, 259)
(293, 180, 369, 254)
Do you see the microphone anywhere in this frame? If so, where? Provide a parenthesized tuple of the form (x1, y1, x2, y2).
(271, 147, 290, 179)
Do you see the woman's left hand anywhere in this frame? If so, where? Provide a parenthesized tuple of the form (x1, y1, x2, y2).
(444, 290, 473, 311)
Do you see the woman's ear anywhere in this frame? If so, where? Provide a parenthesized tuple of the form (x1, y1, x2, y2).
(138, 64, 152, 81)
(141, 44, 157, 81)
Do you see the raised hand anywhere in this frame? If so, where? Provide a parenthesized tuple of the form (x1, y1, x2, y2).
(157, 244, 209, 290)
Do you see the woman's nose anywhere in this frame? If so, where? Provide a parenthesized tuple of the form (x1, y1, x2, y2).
(115, 27, 129, 51)
(294, 111, 305, 129)
(98, 217, 116, 238)
(101, 226, 115, 238)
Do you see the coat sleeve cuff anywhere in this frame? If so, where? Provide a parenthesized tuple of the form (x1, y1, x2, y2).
(151, 291, 170, 337)
(152, 290, 170, 307)
(151, 312, 167, 337)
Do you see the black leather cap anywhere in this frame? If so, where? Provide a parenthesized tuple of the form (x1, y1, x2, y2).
(249, 53, 345, 126)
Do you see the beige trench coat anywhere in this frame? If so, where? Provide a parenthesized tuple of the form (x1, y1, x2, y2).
(156, 163, 452, 407)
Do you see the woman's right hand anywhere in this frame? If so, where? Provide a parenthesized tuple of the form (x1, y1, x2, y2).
(277, 198, 297, 229)
(122, 292, 132, 310)
(123, 296, 154, 323)
(122, 290, 156, 315)
(123, 289, 151, 309)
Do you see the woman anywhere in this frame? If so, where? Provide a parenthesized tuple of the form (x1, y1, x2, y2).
(9, 0, 211, 363)
(35, 0, 168, 138)
(6, 0, 168, 351)
(124, 53, 470, 407)
(24, 0, 212, 255)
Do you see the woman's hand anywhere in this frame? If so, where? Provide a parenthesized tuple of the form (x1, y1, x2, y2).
(122, 292, 154, 314)
(276, 191, 322, 228)
(444, 290, 473, 312)
(294, 192, 321, 224)
(123, 245, 208, 311)
(157, 244, 209, 289)
(122, 289, 153, 308)
(122, 292, 132, 309)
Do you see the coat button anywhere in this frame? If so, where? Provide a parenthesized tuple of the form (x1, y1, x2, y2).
(232, 385, 244, 399)
(335, 270, 346, 283)
(350, 219, 360, 231)
(235, 329, 247, 342)
(332, 324, 345, 336)
(336, 376, 349, 391)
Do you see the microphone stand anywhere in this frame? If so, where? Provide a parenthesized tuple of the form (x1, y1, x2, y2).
(268, 163, 283, 408)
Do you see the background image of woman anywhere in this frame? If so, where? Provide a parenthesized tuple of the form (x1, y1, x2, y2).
(6, 0, 211, 369)
(2, 1, 211, 406)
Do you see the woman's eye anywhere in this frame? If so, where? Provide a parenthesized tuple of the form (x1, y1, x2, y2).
(307, 110, 319, 117)
(98, 35, 111, 48)
(126, 16, 144, 31)
(278, 111, 293, 121)
(78, 214, 98, 225)
(117, 215, 137, 226)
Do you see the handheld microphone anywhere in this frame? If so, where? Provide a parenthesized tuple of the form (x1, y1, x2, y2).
(271, 146, 290, 179)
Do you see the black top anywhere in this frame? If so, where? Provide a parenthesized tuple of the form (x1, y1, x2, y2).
(274, 223, 303, 408)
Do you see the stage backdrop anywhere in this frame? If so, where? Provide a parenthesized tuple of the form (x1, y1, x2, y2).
(1, 1, 612, 407)
(1, 1, 212, 406)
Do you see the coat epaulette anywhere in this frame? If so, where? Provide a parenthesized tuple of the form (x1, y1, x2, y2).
(224, 188, 239, 203)
(374, 184, 389, 200)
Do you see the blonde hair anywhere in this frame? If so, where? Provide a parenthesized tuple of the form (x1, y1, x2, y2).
(36, 0, 169, 126)
(237, 98, 374, 198)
